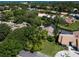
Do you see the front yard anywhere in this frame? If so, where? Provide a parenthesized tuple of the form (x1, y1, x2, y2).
(58, 21, 79, 31)
(40, 40, 65, 56)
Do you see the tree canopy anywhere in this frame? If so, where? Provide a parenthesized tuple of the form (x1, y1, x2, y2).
(0, 26, 48, 56)
(0, 39, 23, 57)
(0, 24, 11, 41)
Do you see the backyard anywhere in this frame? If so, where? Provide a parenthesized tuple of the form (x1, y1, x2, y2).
(59, 21, 79, 31)
(40, 40, 65, 56)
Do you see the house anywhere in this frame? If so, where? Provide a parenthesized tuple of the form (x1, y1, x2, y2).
(4, 5, 10, 10)
(38, 13, 56, 19)
(38, 13, 47, 17)
(0, 6, 4, 11)
(73, 31, 79, 49)
(58, 30, 73, 45)
(61, 12, 68, 15)
(65, 16, 76, 24)
(40, 25, 54, 36)
(58, 30, 79, 50)
(38, 13, 51, 18)
(51, 11, 57, 14)
(44, 26, 54, 36)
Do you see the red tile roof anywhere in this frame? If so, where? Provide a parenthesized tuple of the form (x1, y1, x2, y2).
(65, 17, 75, 24)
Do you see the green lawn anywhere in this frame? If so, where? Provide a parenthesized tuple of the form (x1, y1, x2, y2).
(40, 40, 65, 57)
(59, 21, 79, 31)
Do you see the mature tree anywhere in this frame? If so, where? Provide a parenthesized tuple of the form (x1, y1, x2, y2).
(0, 39, 23, 57)
(13, 15, 26, 24)
(24, 10, 38, 18)
(47, 36, 55, 42)
(13, 9, 26, 16)
(0, 24, 11, 41)
(24, 27, 48, 52)
(25, 17, 43, 26)
(5, 26, 48, 53)
(13, 10, 42, 26)
(41, 16, 53, 26)
(14, 16, 42, 26)
(2, 10, 14, 21)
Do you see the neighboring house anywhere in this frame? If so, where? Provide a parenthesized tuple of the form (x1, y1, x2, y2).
(44, 26, 54, 36)
(38, 13, 51, 18)
(38, 13, 47, 17)
(40, 25, 54, 36)
(38, 13, 56, 19)
(58, 30, 79, 50)
(0, 6, 4, 11)
(73, 31, 79, 49)
(51, 11, 57, 14)
(61, 12, 68, 15)
(65, 16, 76, 24)
(4, 5, 10, 10)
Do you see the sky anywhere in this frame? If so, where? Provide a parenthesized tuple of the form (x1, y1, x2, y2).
(0, 0, 79, 1)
